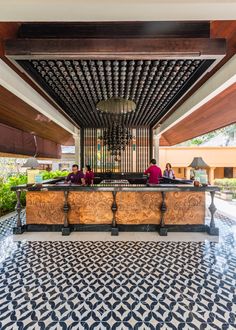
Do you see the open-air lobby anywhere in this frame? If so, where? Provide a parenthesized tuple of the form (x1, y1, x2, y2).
(0, 1, 236, 329)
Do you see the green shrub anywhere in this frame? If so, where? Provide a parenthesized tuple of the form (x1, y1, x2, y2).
(214, 178, 236, 197)
(41, 170, 68, 180)
(0, 174, 27, 216)
(0, 171, 68, 216)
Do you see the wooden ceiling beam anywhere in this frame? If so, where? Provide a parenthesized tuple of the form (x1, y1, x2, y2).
(160, 82, 236, 146)
(4, 38, 226, 60)
(18, 22, 210, 39)
(0, 85, 74, 146)
(0, 22, 20, 56)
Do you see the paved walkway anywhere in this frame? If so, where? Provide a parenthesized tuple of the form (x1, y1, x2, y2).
(207, 195, 236, 221)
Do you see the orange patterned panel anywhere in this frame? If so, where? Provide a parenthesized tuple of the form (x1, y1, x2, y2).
(26, 191, 205, 226)
(26, 191, 64, 224)
(68, 191, 113, 224)
(116, 192, 162, 224)
(165, 192, 205, 224)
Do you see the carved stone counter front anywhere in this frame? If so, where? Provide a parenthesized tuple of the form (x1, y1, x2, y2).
(116, 192, 162, 224)
(26, 189, 205, 226)
(26, 191, 64, 225)
(12, 183, 219, 235)
(165, 192, 205, 225)
(68, 191, 113, 224)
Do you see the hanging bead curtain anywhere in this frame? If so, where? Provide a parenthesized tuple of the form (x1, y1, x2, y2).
(101, 122, 134, 157)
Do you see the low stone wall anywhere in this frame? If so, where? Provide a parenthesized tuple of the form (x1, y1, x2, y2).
(216, 191, 233, 201)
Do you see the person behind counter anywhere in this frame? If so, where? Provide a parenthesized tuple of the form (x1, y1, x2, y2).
(144, 159, 162, 184)
(66, 164, 85, 185)
(85, 164, 94, 186)
(163, 163, 175, 179)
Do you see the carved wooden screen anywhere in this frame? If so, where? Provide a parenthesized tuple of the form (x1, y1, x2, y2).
(82, 127, 151, 172)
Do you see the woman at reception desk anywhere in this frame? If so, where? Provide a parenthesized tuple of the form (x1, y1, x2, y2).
(163, 163, 175, 180)
(11, 168, 219, 237)
(84, 165, 94, 186)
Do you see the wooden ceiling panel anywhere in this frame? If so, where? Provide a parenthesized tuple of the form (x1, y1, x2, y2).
(4, 21, 226, 129)
(0, 85, 73, 145)
(160, 83, 236, 146)
(3, 21, 235, 138)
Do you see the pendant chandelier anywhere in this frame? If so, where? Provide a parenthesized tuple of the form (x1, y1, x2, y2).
(98, 97, 135, 157)
(97, 97, 136, 114)
(101, 122, 134, 157)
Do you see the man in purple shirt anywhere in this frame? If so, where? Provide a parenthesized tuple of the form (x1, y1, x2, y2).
(66, 164, 85, 185)
(144, 159, 162, 184)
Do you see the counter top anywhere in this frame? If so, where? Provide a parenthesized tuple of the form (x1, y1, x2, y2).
(12, 182, 220, 192)
(12, 180, 220, 237)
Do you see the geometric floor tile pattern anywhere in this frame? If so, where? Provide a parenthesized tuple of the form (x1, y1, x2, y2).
(0, 212, 236, 329)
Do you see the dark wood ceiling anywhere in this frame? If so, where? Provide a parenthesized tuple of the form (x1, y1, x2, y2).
(4, 21, 226, 129)
(17, 21, 211, 39)
(18, 58, 214, 128)
(3, 21, 236, 149)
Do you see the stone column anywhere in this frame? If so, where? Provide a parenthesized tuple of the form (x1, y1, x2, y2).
(153, 126, 161, 165)
(73, 128, 80, 165)
(233, 167, 236, 178)
(209, 167, 215, 185)
(186, 167, 191, 180)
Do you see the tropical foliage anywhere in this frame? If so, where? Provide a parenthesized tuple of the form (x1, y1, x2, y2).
(0, 171, 68, 216)
(214, 178, 236, 197)
(214, 178, 236, 189)
(41, 170, 68, 180)
(0, 174, 27, 216)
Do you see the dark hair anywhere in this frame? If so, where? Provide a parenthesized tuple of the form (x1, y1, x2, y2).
(72, 164, 79, 169)
(86, 164, 92, 172)
(166, 163, 172, 169)
(150, 159, 156, 165)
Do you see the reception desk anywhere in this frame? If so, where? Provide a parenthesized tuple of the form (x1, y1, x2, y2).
(12, 181, 219, 236)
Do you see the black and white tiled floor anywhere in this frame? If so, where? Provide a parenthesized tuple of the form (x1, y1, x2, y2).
(0, 212, 236, 329)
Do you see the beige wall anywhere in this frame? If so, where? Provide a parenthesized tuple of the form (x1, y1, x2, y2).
(169, 166, 232, 180)
(62, 146, 236, 180)
(160, 147, 236, 170)
(172, 167, 186, 179)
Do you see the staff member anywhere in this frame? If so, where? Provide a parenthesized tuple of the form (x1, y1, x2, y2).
(85, 165, 94, 186)
(144, 159, 162, 184)
(163, 163, 175, 179)
(66, 164, 85, 185)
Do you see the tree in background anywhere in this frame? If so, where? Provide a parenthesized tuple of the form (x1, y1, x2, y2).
(177, 123, 236, 146)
